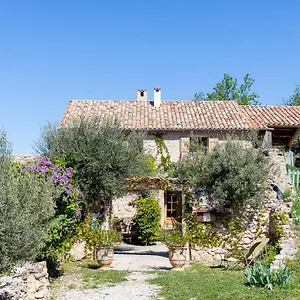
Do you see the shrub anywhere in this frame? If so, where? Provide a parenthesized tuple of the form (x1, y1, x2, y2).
(163, 230, 188, 248)
(0, 131, 55, 274)
(17, 156, 84, 271)
(80, 223, 122, 249)
(173, 136, 270, 211)
(135, 196, 161, 245)
(292, 190, 300, 225)
(245, 261, 292, 290)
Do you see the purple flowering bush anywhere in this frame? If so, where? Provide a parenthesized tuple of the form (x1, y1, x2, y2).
(17, 156, 84, 269)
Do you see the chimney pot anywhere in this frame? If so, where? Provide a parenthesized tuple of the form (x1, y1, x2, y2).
(136, 89, 148, 101)
(153, 87, 161, 107)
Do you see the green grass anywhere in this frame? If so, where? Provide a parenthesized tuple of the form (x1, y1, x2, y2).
(61, 260, 128, 289)
(150, 264, 300, 300)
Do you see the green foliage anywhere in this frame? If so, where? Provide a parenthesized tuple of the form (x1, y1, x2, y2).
(154, 134, 173, 171)
(0, 130, 55, 274)
(162, 230, 188, 248)
(80, 222, 122, 249)
(284, 85, 300, 106)
(135, 196, 161, 245)
(282, 188, 292, 200)
(15, 156, 84, 274)
(269, 210, 289, 245)
(174, 137, 270, 211)
(259, 245, 279, 266)
(151, 264, 300, 299)
(36, 118, 152, 211)
(194, 73, 260, 105)
(292, 190, 300, 225)
(245, 262, 292, 290)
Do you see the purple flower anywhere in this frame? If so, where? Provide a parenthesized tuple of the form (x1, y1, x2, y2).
(18, 167, 23, 172)
(75, 209, 82, 217)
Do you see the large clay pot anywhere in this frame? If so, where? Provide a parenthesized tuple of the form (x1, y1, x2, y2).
(168, 247, 187, 270)
(95, 246, 114, 270)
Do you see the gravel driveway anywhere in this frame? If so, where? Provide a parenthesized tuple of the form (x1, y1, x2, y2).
(54, 243, 169, 300)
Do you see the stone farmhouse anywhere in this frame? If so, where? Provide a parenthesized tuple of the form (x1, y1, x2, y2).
(60, 88, 300, 228)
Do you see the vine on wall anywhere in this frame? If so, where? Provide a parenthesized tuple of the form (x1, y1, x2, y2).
(154, 134, 173, 171)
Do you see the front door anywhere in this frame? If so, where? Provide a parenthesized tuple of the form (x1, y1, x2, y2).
(164, 191, 182, 225)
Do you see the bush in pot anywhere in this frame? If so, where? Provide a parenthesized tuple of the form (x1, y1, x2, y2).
(163, 230, 188, 270)
(81, 223, 122, 270)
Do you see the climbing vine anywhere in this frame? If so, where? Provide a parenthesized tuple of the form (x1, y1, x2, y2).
(154, 134, 173, 171)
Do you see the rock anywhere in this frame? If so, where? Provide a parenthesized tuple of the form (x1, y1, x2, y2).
(0, 261, 49, 300)
(34, 288, 48, 299)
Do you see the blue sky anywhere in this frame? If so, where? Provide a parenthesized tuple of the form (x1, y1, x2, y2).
(1, 0, 300, 154)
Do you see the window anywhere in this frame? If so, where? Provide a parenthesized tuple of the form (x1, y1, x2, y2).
(164, 191, 182, 224)
(140, 91, 144, 97)
(189, 137, 208, 153)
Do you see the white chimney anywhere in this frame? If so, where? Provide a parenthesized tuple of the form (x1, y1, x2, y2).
(136, 89, 148, 101)
(153, 88, 161, 107)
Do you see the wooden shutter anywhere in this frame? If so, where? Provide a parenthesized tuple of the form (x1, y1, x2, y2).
(180, 137, 190, 160)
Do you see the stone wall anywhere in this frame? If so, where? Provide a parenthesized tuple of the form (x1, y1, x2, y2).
(12, 155, 38, 163)
(0, 262, 49, 300)
(191, 149, 294, 265)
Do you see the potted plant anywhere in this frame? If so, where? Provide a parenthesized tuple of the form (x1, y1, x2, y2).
(163, 230, 188, 270)
(82, 224, 122, 270)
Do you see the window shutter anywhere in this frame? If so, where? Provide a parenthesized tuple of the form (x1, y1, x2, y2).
(208, 138, 219, 151)
(180, 137, 190, 160)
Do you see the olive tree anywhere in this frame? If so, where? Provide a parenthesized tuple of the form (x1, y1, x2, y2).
(0, 130, 55, 273)
(173, 135, 270, 211)
(36, 118, 153, 221)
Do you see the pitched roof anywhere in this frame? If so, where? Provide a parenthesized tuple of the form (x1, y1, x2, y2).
(242, 105, 300, 128)
(60, 100, 255, 131)
(60, 100, 300, 131)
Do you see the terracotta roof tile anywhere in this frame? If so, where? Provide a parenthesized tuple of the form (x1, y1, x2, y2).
(242, 105, 300, 128)
(60, 100, 255, 130)
(60, 100, 300, 131)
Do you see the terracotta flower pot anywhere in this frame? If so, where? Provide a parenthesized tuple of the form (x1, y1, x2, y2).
(95, 246, 114, 270)
(168, 247, 187, 270)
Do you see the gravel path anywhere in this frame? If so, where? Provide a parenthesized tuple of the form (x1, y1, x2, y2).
(53, 243, 168, 300)
(56, 272, 160, 300)
(111, 242, 171, 271)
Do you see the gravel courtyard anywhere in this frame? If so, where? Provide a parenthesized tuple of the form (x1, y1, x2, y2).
(53, 243, 170, 300)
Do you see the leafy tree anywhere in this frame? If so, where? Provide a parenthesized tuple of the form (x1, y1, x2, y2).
(172, 136, 270, 211)
(36, 118, 153, 219)
(0, 130, 55, 273)
(284, 85, 300, 106)
(194, 74, 260, 105)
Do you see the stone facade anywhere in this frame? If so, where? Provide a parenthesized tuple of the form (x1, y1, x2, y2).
(0, 262, 49, 300)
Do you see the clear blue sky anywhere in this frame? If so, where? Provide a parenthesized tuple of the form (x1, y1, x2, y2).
(1, 0, 300, 154)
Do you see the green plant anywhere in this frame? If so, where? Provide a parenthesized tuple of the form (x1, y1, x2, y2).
(245, 261, 292, 290)
(163, 230, 188, 248)
(135, 196, 161, 245)
(80, 223, 122, 249)
(173, 136, 270, 212)
(292, 190, 300, 225)
(36, 118, 152, 215)
(259, 245, 279, 266)
(154, 134, 173, 171)
(269, 210, 289, 246)
(0, 130, 55, 274)
(282, 188, 292, 200)
(16, 156, 84, 276)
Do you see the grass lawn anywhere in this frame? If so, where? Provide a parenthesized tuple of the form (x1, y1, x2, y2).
(60, 260, 128, 289)
(150, 263, 300, 300)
